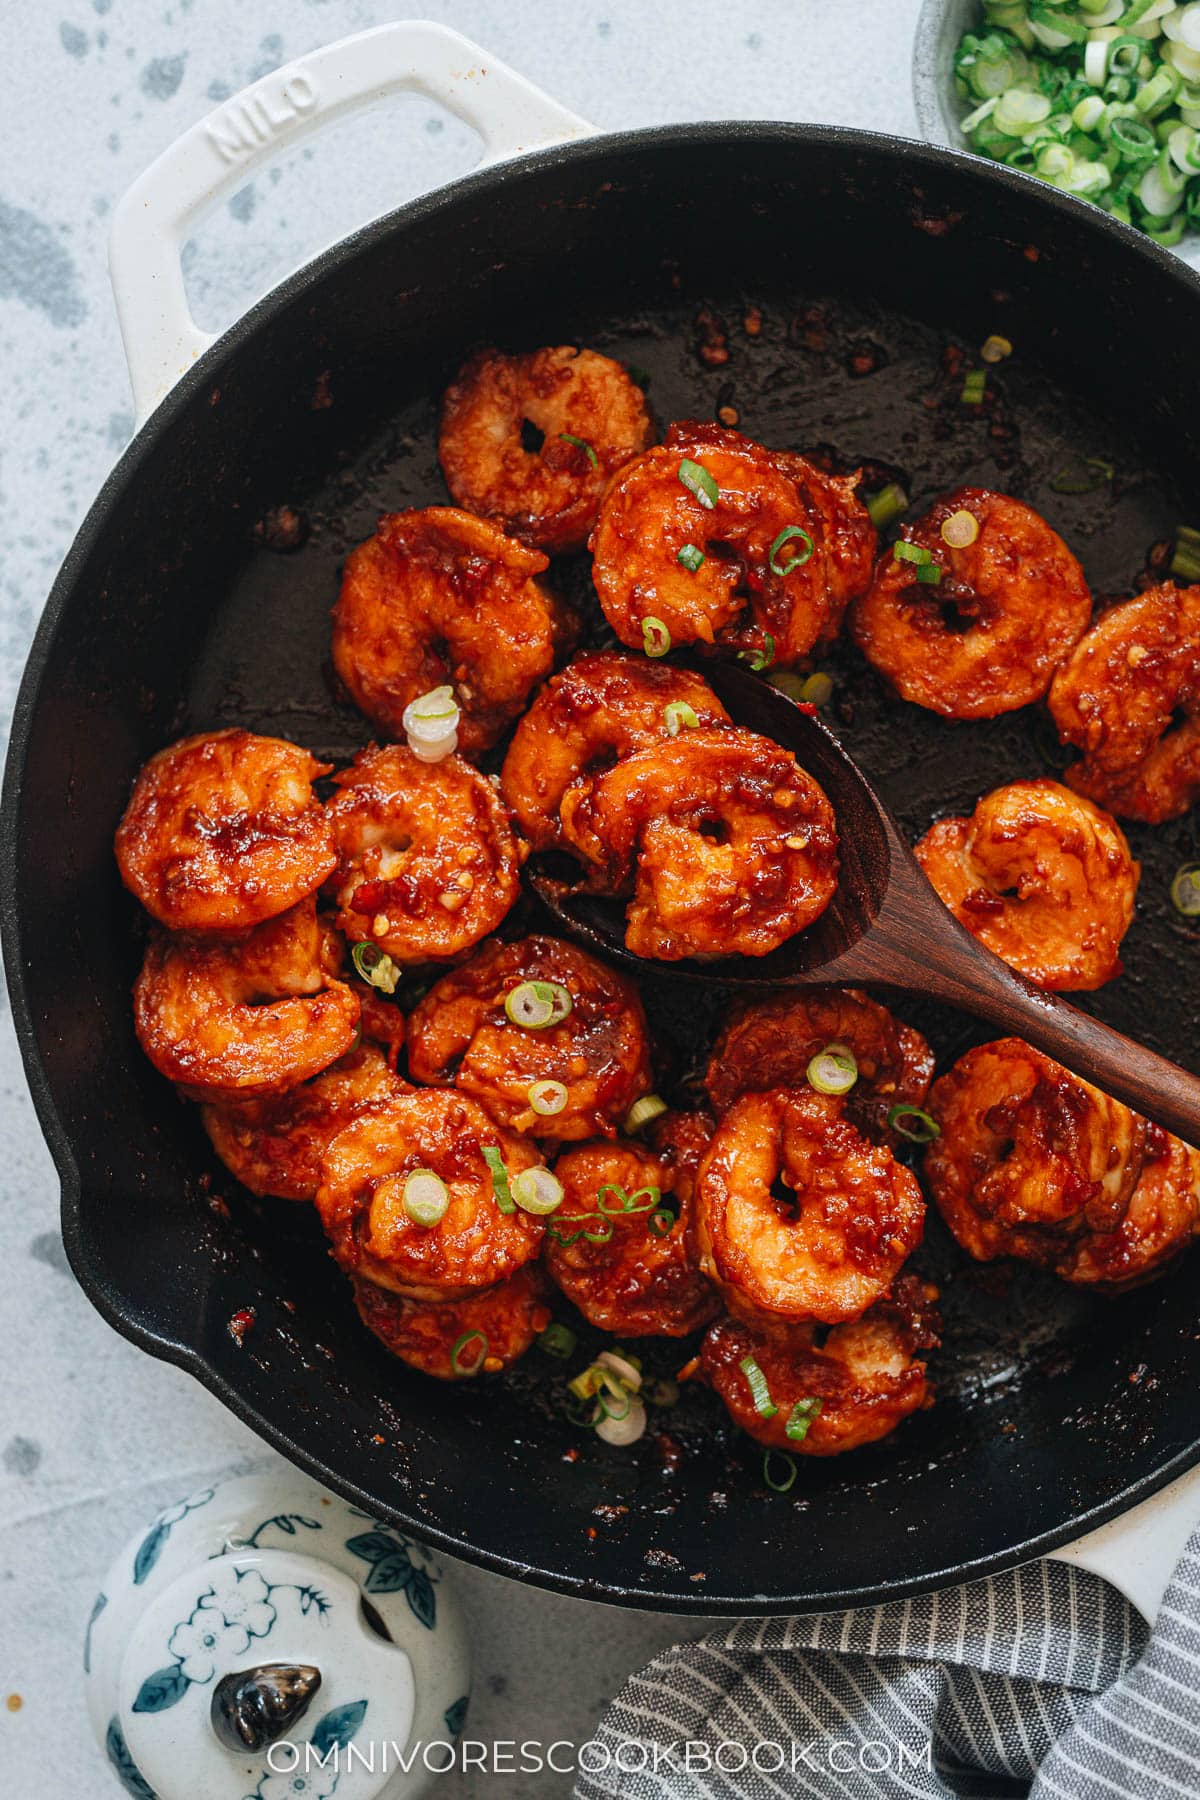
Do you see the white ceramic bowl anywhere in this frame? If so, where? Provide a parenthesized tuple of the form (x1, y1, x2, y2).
(910, 0, 1200, 270)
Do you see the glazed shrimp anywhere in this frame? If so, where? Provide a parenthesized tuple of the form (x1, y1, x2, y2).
(406, 935, 652, 1142)
(438, 347, 653, 553)
(352, 1265, 551, 1378)
(315, 1090, 545, 1300)
(115, 729, 336, 932)
(332, 506, 566, 757)
(133, 900, 359, 1102)
(1048, 583, 1200, 823)
(914, 779, 1138, 992)
(694, 1088, 926, 1325)
(1056, 1127, 1200, 1290)
(499, 650, 730, 851)
(699, 1277, 939, 1456)
(559, 727, 839, 960)
(705, 989, 934, 1146)
(924, 1039, 1147, 1267)
(544, 1138, 720, 1338)
(326, 745, 523, 965)
(202, 1044, 409, 1201)
(590, 423, 875, 665)
(851, 488, 1091, 718)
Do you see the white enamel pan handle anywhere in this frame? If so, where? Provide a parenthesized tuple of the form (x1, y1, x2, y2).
(1047, 1461, 1200, 1622)
(108, 20, 593, 425)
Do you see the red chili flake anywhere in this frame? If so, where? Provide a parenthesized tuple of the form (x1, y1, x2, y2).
(743, 305, 763, 337)
(311, 370, 334, 409)
(695, 306, 730, 367)
(562, 1446, 579, 1463)
(228, 1308, 256, 1348)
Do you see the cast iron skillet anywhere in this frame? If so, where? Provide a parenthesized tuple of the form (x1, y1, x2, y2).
(5, 122, 1200, 1613)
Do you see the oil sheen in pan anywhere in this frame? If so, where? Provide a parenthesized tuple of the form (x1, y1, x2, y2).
(183, 288, 1194, 1514)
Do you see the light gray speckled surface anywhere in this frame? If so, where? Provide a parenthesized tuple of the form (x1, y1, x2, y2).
(0, 3, 924, 1794)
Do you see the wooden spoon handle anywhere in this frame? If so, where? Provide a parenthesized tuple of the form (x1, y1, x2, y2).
(839, 845, 1200, 1141)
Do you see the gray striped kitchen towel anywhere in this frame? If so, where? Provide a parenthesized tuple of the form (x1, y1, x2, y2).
(575, 1523, 1200, 1798)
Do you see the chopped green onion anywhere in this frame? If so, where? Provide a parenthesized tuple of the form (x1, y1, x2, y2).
(664, 700, 700, 736)
(739, 1355, 778, 1418)
(583, 1219, 615, 1245)
(504, 979, 572, 1030)
(528, 1079, 568, 1117)
(537, 1321, 577, 1359)
(450, 1330, 488, 1376)
(740, 632, 775, 671)
(678, 458, 719, 508)
(1170, 523, 1200, 581)
(785, 1397, 824, 1442)
(642, 615, 671, 658)
(807, 1046, 858, 1096)
(405, 683, 458, 722)
(887, 1104, 942, 1144)
(916, 561, 944, 585)
(402, 1169, 449, 1228)
(894, 540, 933, 565)
(558, 433, 599, 469)
(624, 1093, 668, 1133)
(865, 482, 909, 529)
(941, 509, 980, 549)
(961, 369, 987, 405)
(512, 1166, 565, 1216)
(482, 1145, 516, 1212)
(596, 1183, 661, 1217)
(768, 524, 816, 576)
(1170, 863, 1200, 915)
(1049, 457, 1115, 494)
(762, 1449, 797, 1493)
(766, 671, 808, 702)
(676, 542, 705, 573)
(350, 941, 401, 995)
(648, 1208, 678, 1237)
(799, 671, 834, 706)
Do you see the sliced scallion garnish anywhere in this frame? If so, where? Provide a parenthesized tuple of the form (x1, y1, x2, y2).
(528, 1079, 568, 1117)
(865, 483, 908, 530)
(961, 369, 987, 406)
(768, 524, 815, 576)
(450, 1330, 488, 1376)
(647, 1207, 678, 1238)
(916, 562, 943, 585)
(800, 672, 834, 706)
(893, 540, 932, 566)
(980, 334, 1012, 364)
(664, 700, 700, 736)
(558, 433, 599, 469)
(1049, 458, 1114, 496)
(887, 1104, 941, 1144)
(350, 941, 401, 995)
(402, 1169, 449, 1228)
(678, 457, 719, 508)
(739, 1355, 778, 1419)
(677, 542, 705, 573)
(482, 1145, 516, 1212)
(624, 1093, 668, 1133)
(512, 1166, 564, 1216)
(1170, 864, 1200, 916)
(807, 1046, 858, 1096)
(785, 1397, 823, 1443)
(941, 509, 980, 549)
(762, 1449, 797, 1493)
(740, 632, 775, 672)
(1170, 524, 1200, 582)
(504, 979, 572, 1030)
(642, 615, 671, 658)
(537, 1322, 577, 1359)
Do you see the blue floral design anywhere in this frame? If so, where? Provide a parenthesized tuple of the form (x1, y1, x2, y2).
(105, 1717, 155, 1799)
(133, 1487, 215, 1585)
(242, 1700, 367, 1800)
(344, 1527, 438, 1630)
(132, 1563, 329, 1715)
(83, 1591, 107, 1673)
(237, 1513, 323, 1550)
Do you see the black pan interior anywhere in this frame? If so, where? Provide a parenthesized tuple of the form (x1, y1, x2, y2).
(6, 126, 1200, 1611)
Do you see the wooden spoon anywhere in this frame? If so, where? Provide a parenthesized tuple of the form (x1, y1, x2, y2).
(530, 658, 1200, 1142)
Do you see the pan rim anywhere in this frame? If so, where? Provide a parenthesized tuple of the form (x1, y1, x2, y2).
(6, 118, 1200, 1613)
